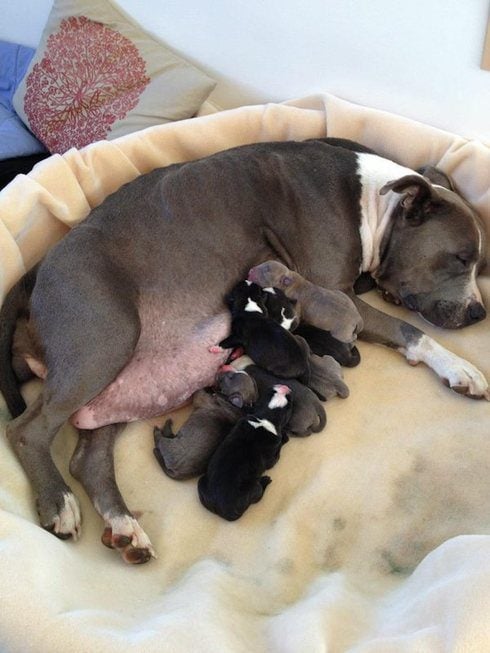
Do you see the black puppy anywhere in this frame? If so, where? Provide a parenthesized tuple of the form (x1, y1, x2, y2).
(240, 361, 326, 437)
(295, 322, 361, 367)
(260, 286, 299, 331)
(214, 281, 310, 382)
(197, 384, 292, 521)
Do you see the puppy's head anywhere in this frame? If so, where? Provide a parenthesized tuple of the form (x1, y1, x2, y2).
(217, 367, 258, 408)
(248, 260, 293, 289)
(225, 280, 267, 316)
(261, 287, 299, 331)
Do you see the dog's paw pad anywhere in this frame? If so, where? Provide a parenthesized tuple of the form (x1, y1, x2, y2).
(102, 515, 156, 563)
(40, 492, 82, 540)
(122, 546, 153, 564)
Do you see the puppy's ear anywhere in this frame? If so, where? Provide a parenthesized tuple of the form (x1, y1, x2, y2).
(228, 393, 244, 408)
(417, 165, 455, 191)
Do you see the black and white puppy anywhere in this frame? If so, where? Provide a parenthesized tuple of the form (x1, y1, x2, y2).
(215, 280, 310, 382)
(260, 286, 299, 331)
(236, 358, 327, 437)
(197, 384, 292, 521)
(260, 285, 359, 368)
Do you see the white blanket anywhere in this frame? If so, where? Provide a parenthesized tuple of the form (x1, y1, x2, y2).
(0, 94, 489, 653)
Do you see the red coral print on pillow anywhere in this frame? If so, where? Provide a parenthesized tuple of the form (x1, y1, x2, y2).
(24, 16, 151, 153)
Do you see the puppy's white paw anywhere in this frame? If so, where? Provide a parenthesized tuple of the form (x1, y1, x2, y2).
(404, 335, 489, 400)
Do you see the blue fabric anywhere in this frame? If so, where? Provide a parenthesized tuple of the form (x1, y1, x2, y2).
(0, 40, 47, 160)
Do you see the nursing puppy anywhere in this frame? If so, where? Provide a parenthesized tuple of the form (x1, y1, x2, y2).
(198, 384, 292, 521)
(153, 369, 258, 480)
(248, 260, 363, 343)
(261, 283, 360, 368)
(215, 280, 310, 382)
(233, 356, 326, 437)
(260, 286, 299, 331)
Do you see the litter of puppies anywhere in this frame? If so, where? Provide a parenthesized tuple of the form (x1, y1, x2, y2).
(153, 269, 360, 520)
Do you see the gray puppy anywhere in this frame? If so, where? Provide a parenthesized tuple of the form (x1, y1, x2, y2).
(308, 352, 350, 401)
(153, 370, 258, 480)
(248, 260, 363, 343)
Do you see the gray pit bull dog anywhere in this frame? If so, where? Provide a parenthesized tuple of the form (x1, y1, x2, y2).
(0, 137, 488, 563)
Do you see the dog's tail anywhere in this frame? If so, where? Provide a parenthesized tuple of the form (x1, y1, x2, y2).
(0, 265, 38, 418)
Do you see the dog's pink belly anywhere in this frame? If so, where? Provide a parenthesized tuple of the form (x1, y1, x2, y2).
(71, 311, 230, 429)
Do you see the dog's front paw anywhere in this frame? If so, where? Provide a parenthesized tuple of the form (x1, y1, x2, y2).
(102, 514, 156, 564)
(405, 335, 489, 400)
(441, 363, 490, 400)
(38, 491, 82, 540)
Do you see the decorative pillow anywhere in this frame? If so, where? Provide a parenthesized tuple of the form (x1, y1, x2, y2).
(12, 0, 216, 154)
(0, 40, 47, 160)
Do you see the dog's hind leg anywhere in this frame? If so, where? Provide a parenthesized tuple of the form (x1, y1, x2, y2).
(354, 297, 489, 399)
(7, 393, 82, 539)
(70, 426, 155, 564)
(6, 251, 142, 539)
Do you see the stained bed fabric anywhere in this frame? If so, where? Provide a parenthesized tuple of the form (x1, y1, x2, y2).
(0, 94, 489, 653)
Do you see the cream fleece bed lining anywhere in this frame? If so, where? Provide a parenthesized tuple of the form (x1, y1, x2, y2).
(0, 94, 489, 653)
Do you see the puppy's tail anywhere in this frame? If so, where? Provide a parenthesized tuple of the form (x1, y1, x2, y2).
(0, 265, 38, 418)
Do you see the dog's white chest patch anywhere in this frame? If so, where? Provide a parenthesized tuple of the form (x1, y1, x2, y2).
(356, 154, 421, 273)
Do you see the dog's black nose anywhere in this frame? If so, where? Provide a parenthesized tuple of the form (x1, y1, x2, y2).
(466, 302, 486, 323)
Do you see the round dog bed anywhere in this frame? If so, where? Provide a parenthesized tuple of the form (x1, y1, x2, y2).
(0, 94, 489, 653)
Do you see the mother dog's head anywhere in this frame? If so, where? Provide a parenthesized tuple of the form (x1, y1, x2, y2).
(374, 166, 487, 329)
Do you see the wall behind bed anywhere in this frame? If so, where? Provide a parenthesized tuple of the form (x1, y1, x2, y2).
(2, 0, 489, 142)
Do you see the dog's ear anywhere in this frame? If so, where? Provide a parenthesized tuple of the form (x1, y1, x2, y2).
(380, 175, 432, 208)
(380, 175, 440, 224)
(417, 165, 455, 191)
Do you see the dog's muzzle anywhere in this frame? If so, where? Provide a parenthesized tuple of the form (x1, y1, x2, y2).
(421, 299, 487, 328)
